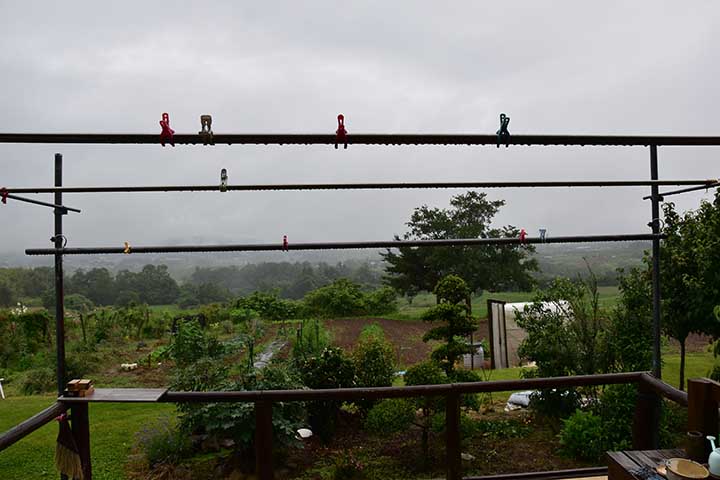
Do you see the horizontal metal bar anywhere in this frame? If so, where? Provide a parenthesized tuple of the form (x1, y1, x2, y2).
(3, 193, 81, 213)
(464, 466, 609, 480)
(642, 181, 720, 200)
(1, 133, 720, 146)
(160, 372, 643, 403)
(6, 179, 719, 195)
(0, 402, 67, 452)
(24, 234, 663, 256)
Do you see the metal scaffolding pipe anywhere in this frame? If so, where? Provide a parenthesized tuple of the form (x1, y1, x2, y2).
(25, 233, 663, 256)
(643, 181, 720, 200)
(5, 179, 719, 195)
(2, 133, 720, 146)
(1, 193, 81, 213)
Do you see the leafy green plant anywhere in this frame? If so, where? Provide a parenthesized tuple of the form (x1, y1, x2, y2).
(304, 279, 367, 318)
(559, 410, 604, 461)
(364, 398, 416, 435)
(292, 318, 331, 361)
(170, 319, 225, 368)
(353, 324, 396, 391)
(300, 346, 356, 442)
(134, 416, 191, 467)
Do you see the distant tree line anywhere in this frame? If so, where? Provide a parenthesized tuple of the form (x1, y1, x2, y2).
(187, 260, 383, 299)
(0, 260, 385, 308)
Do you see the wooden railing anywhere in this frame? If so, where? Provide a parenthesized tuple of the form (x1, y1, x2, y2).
(0, 372, 692, 480)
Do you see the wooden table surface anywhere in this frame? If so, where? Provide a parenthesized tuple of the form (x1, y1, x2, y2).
(607, 449, 687, 480)
(59, 388, 168, 403)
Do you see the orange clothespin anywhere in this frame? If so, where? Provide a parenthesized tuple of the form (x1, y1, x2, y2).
(123, 242, 131, 254)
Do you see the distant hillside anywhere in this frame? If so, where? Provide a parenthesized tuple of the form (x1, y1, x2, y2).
(533, 241, 648, 286)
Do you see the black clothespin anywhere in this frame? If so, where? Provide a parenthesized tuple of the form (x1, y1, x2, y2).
(220, 168, 228, 192)
(199, 115, 214, 145)
(539, 229, 547, 242)
(496, 113, 510, 148)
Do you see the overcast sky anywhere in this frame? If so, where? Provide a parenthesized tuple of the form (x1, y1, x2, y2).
(1, 2, 719, 261)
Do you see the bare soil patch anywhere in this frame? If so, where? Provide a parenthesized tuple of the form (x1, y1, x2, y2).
(326, 317, 490, 367)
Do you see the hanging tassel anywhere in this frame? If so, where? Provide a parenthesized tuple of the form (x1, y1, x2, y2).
(55, 414, 84, 480)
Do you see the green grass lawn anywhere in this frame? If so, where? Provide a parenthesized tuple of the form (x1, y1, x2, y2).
(0, 395, 173, 480)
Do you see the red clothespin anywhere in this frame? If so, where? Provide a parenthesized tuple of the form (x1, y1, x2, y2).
(159, 112, 175, 147)
(282, 235, 289, 251)
(519, 228, 527, 243)
(335, 114, 347, 149)
(0, 188, 8, 204)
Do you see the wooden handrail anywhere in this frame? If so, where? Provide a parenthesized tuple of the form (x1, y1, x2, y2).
(0, 402, 67, 452)
(162, 372, 644, 403)
(638, 372, 688, 406)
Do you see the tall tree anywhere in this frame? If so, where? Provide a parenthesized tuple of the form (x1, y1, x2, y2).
(659, 192, 720, 390)
(382, 192, 537, 311)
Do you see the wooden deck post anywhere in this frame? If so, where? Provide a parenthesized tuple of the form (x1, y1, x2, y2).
(687, 378, 719, 458)
(255, 401, 274, 480)
(71, 403, 92, 480)
(633, 380, 660, 449)
(446, 391, 461, 480)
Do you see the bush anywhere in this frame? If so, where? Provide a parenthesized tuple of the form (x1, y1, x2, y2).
(170, 320, 225, 368)
(304, 279, 367, 318)
(300, 347, 356, 442)
(65, 294, 94, 312)
(234, 291, 302, 320)
(330, 450, 366, 480)
(559, 410, 604, 461)
(364, 287, 398, 315)
(135, 417, 191, 467)
(353, 324, 396, 389)
(174, 364, 305, 464)
(19, 367, 55, 394)
(365, 398, 416, 435)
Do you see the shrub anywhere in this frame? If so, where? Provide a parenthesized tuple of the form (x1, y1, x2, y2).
(304, 279, 367, 318)
(65, 294, 94, 312)
(19, 367, 55, 394)
(135, 417, 191, 467)
(300, 347, 356, 442)
(170, 320, 225, 368)
(234, 291, 302, 320)
(364, 287, 398, 315)
(559, 410, 604, 461)
(353, 324, 396, 389)
(330, 450, 365, 480)
(174, 364, 305, 464)
(365, 398, 416, 435)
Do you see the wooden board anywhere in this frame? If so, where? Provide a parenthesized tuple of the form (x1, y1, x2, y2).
(59, 388, 167, 403)
(607, 449, 687, 480)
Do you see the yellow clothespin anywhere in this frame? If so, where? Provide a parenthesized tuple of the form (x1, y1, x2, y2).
(123, 242, 131, 254)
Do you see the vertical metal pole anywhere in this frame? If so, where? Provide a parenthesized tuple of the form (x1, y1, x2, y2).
(54, 153, 66, 396)
(650, 145, 662, 379)
(648, 145, 662, 449)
